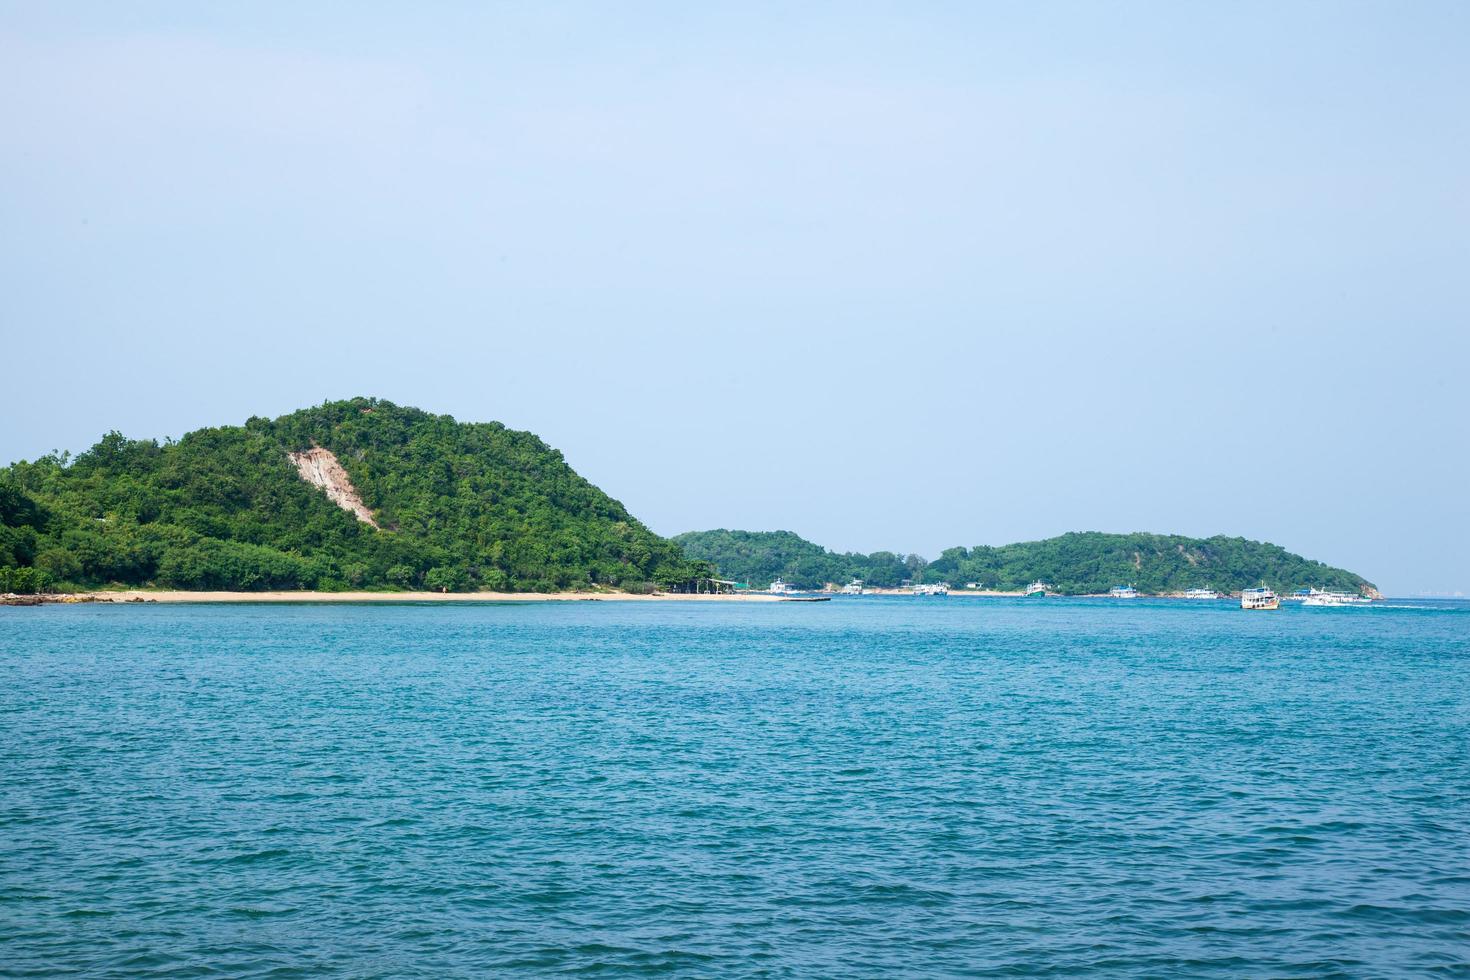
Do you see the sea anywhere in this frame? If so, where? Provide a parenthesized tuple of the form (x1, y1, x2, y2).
(1, 597, 1466, 977)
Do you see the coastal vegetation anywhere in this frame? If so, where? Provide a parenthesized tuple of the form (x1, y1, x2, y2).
(674, 529, 1376, 596)
(670, 529, 922, 590)
(1, 399, 1377, 598)
(0, 398, 709, 593)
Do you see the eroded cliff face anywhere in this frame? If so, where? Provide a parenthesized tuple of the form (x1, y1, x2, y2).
(288, 448, 379, 528)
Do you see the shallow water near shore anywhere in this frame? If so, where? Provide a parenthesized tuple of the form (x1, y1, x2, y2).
(2, 597, 1467, 976)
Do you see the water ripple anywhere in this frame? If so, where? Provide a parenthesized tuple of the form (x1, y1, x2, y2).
(1, 598, 1467, 976)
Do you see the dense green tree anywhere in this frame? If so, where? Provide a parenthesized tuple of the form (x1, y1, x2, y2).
(0, 483, 46, 571)
(0, 398, 706, 593)
(923, 531, 1373, 594)
(675, 528, 1376, 596)
(671, 529, 921, 590)
(0, 566, 48, 593)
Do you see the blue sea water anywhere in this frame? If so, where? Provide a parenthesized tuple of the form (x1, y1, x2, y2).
(1, 597, 1467, 977)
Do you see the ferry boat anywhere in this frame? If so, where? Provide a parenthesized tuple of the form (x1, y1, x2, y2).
(1109, 585, 1139, 599)
(1240, 587, 1279, 610)
(1302, 588, 1372, 607)
(839, 579, 865, 595)
(1024, 581, 1048, 597)
(913, 582, 950, 597)
(767, 578, 796, 595)
(1183, 588, 1221, 600)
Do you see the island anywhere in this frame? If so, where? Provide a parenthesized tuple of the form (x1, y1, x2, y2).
(673, 529, 1379, 597)
(1, 398, 714, 596)
(2, 398, 1378, 600)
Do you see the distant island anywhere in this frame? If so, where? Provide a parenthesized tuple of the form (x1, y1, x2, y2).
(2, 397, 1377, 599)
(1, 398, 711, 595)
(673, 529, 1379, 597)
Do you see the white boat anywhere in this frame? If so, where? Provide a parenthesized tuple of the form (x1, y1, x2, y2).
(1302, 588, 1372, 607)
(839, 579, 865, 595)
(1109, 585, 1139, 599)
(1241, 587, 1279, 610)
(1183, 588, 1220, 600)
(964, 582, 980, 590)
(913, 582, 950, 596)
(1024, 581, 1047, 597)
(767, 577, 796, 595)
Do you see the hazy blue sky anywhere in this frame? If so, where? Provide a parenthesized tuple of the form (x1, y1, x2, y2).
(2, 2, 1466, 594)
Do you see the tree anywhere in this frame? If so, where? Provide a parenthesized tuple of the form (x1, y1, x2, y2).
(424, 565, 467, 592)
(0, 398, 711, 593)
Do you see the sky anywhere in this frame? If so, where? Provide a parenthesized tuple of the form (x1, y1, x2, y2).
(1, 2, 1466, 595)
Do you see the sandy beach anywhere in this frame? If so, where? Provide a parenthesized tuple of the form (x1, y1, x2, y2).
(38, 590, 784, 604)
(862, 587, 1027, 597)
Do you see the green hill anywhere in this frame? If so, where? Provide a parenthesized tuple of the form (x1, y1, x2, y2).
(674, 529, 1377, 596)
(672, 529, 918, 590)
(0, 398, 707, 593)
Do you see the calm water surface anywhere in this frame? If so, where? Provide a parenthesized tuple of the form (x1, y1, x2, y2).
(2, 598, 1467, 976)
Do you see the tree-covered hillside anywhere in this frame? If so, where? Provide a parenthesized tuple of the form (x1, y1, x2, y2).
(0, 398, 707, 593)
(675, 529, 1376, 596)
(924, 532, 1374, 595)
(672, 529, 920, 590)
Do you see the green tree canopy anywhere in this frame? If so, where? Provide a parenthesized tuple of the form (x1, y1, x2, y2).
(1, 398, 705, 593)
(675, 528, 1375, 596)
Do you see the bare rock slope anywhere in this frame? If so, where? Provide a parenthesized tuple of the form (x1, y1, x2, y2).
(288, 448, 379, 528)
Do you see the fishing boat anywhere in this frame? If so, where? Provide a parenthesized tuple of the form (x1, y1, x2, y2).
(767, 578, 796, 595)
(1302, 588, 1372, 607)
(1183, 588, 1220, 600)
(1109, 585, 1139, 599)
(1240, 587, 1279, 610)
(1024, 581, 1048, 597)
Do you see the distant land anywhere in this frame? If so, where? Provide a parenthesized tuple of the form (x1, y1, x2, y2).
(673, 529, 1379, 597)
(0, 398, 710, 594)
(2, 397, 1377, 599)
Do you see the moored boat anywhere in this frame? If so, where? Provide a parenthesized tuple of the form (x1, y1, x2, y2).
(1109, 585, 1139, 599)
(1024, 581, 1048, 597)
(767, 577, 796, 595)
(1183, 587, 1221, 600)
(913, 582, 950, 596)
(1302, 588, 1372, 607)
(1241, 587, 1279, 610)
(839, 579, 865, 595)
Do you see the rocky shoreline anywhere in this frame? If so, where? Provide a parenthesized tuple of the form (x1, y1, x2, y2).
(2, 593, 159, 607)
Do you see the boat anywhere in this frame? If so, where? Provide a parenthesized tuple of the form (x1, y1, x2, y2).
(767, 578, 796, 595)
(1183, 588, 1220, 600)
(839, 579, 865, 595)
(1240, 587, 1279, 610)
(1024, 581, 1047, 597)
(1109, 585, 1139, 599)
(1302, 588, 1372, 607)
(913, 582, 950, 596)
